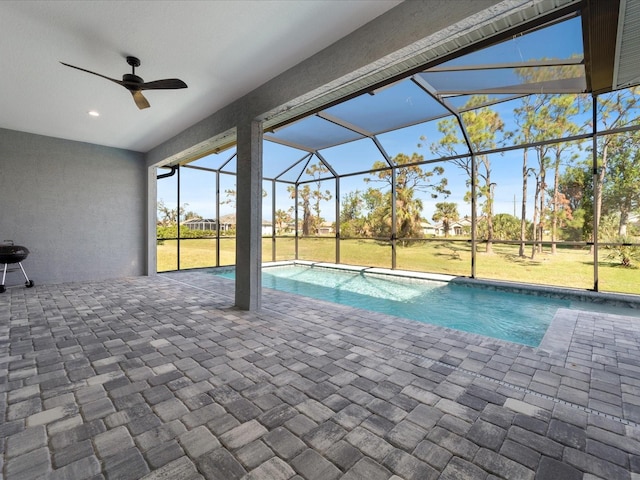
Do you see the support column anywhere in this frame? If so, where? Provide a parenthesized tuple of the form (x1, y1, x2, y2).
(235, 120, 263, 310)
(591, 94, 599, 291)
(146, 166, 158, 276)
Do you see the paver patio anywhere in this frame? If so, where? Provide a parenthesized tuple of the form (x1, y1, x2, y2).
(2, 270, 640, 479)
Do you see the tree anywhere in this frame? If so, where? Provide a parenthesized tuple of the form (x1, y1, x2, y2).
(157, 200, 197, 226)
(221, 188, 267, 208)
(591, 87, 640, 244)
(274, 209, 292, 234)
(288, 162, 333, 236)
(362, 188, 388, 238)
(546, 96, 581, 253)
(555, 164, 592, 241)
(156, 200, 202, 240)
(366, 152, 449, 240)
(395, 186, 424, 240)
(518, 103, 552, 259)
(490, 213, 522, 241)
(288, 184, 313, 235)
(531, 150, 548, 258)
(431, 95, 504, 253)
(513, 92, 581, 257)
(339, 190, 367, 238)
(307, 163, 333, 234)
(432, 202, 459, 237)
(513, 60, 584, 256)
(545, 191, 573, 242)
(512, 95, 540, 256)
(531, 95, 581, 254)
(601, 132, 640, 237)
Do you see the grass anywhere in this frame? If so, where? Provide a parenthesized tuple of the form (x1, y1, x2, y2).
(157, 237, 640, 295)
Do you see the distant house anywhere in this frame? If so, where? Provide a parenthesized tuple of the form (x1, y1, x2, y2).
(182, 215, 234, 233)
(422, 217, 471, 237)
(317, 222, 334, 235)
(421, 221, 440, 236)
(182, 218, 218, 231)
(218, 214, 236, 232)
(278, 222, 296, 235)
(451, 217, 472, 236)
(262, 221, 273, 236)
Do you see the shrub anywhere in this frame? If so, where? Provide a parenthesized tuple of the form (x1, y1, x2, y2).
(156, 225, 217, 239)
(605, 238, 640, 268)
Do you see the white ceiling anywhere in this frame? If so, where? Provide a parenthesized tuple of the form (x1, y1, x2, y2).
(0, 0, 402, 152)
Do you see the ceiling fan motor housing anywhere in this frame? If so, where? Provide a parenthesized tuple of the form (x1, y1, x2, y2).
(122, 73, 144, 90)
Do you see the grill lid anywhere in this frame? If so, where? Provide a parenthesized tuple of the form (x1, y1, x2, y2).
(0, 244, 30, 264)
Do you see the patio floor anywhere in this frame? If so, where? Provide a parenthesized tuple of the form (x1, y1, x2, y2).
(2, 270, 640, 479)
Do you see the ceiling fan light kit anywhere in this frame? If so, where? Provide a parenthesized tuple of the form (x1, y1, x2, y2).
(60, 56, 188, 110)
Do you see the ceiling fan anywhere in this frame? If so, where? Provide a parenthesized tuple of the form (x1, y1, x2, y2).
(60, 56, 187, 110)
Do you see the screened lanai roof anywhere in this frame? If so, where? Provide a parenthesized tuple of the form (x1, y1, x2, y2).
(185, 0, 640, 179)
(259, 13, 586, 179)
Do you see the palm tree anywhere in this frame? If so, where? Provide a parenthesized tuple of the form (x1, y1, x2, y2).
(366, 152, 450, 242)
(274, 209, 292, 234)
(432, 202, 460, 238)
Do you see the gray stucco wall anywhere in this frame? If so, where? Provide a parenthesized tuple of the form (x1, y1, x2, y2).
(0, 128, 146, 286)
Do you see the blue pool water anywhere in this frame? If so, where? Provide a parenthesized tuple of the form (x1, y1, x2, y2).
(216, 265, 573, 346)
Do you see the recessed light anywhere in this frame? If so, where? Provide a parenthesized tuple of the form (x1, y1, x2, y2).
(88, 110, 100, 117)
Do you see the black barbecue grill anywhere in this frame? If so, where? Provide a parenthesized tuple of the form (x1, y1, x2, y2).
(0, 241, 34, 293)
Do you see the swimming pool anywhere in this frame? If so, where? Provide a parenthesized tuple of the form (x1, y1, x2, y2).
(216, 264, 574, 346)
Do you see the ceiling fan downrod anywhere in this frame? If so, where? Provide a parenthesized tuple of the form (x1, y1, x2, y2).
(123, 56, 143, 88)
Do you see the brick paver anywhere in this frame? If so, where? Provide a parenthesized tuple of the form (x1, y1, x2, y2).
(2, 270, 640, 479)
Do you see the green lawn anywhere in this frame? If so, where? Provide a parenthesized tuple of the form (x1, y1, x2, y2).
(157, 237, 640, 295)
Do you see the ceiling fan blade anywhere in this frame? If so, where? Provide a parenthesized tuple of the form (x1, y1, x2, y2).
(131, 90, 150, 110)
(140, 78, 188, 90)
(60, 61, 124, 87)
(62, 58, 185, 110)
